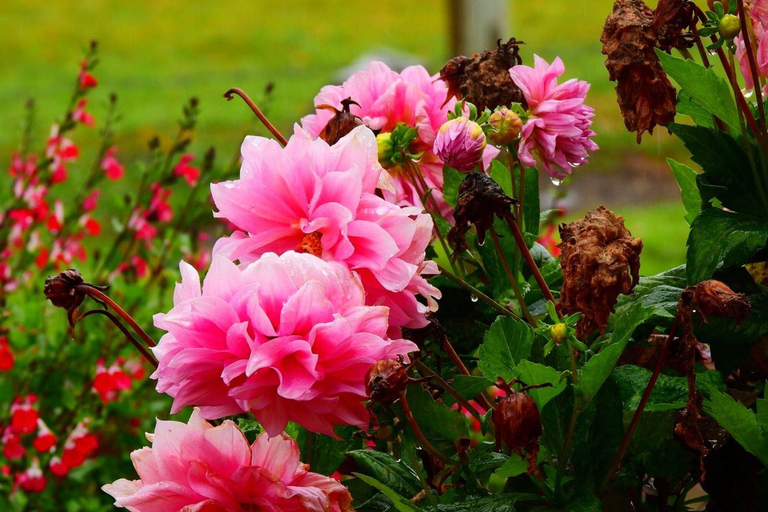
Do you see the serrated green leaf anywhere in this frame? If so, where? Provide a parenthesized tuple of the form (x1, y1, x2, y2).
(705, 390, 768, 466)
(687, 208, 768, 283)
(442, 167, 465, 209)
(490, 159, 514, 197)
(298, 426, 358, 475)
(352, 473, 423, 512)
(514, 360, 566, 409)
(668, 123, 765, 215)
(667, 158, 701, 225)
(611, 365, 688, 412)
(478, 316, 534, 382)
(406, 384, 469, 443)
(447, 375, 493, 404)
(348, 450, 421, 498)
(676, 90, 715, 128)
(656, 49, 739, 132)
(436, 493, 526, 511)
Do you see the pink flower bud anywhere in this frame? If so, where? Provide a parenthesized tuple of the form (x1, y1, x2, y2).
(433, 117, 487, 172)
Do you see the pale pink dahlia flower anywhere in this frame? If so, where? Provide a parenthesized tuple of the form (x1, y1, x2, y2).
(211, 125, 440, 333)
(509, 55, 598, 180)
(152, 252, 416, 436)
(735, 2, 768, 91)
(102, 409, 354, 512)
(301, 61, 497, 216)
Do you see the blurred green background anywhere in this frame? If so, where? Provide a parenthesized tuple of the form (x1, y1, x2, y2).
(1, 0, 688, 274)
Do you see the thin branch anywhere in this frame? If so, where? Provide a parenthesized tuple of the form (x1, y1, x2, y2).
(224, 88, 287, 145)
(78, 309, 158, 368)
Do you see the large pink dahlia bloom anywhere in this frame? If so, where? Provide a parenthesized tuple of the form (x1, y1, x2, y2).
(300, 61, 496, 216)
(152, 252, 416, 436)
(211, 125, 440, 332)
(509, 55, 598, 180)
(103, 409, 354, 512)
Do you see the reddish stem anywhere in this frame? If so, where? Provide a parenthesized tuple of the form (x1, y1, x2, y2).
(503, 214, 557, 305)
(76, 285, 156, 349)
(738, 0, 767, 134)
(598, 315, 681, 496)
(78, 309, 158, 368)
(224, 88, 288, 146)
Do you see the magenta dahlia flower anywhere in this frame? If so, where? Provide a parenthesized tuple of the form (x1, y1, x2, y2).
(509, 55, 598, 180)
(102, 409, 354, 511)
(152, 252, 416, 436)
(211, 125, 440, 333)
(301, 61, 497, 216)
(433, 117, 487, 172)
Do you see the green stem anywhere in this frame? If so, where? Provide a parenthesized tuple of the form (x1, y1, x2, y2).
(489, 228, 534, 324)
(401, 395, 459, 466)
(503, 214, 556, 305)
(437, 265, 517, 318)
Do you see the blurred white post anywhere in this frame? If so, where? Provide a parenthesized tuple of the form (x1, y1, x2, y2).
(448, 0, 510, 56)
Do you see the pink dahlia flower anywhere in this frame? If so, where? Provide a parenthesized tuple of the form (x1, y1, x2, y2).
(735, 3, 768, 91)
(153, 252, 416, 436)
(301, 61, 497, 216)
(211, 125, 440, 333)
(509, 55, 598, 180)
(433, 117, 487, 172)
(103, 409, 354, 511)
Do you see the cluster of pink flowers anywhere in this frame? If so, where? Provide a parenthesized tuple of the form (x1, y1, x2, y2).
(509, 56, 598, 180)
(103, 410, 353, 511)
(301, 61, 496, 216)
(92, 358, 145, 403)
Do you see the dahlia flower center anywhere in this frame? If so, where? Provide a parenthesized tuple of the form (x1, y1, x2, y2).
(297, 231, 323, 257)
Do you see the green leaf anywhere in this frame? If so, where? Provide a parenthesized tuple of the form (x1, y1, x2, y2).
(656, 49, 739, 132)
(406, 384, 469, 443)
(449, 375, 493, 403)
(611, 365, 688, 412)
(667, 158, 701, 225)
(514, 360, 567, 409)
(436, 495, 523, 511)
(490, 159, 514, 197)
(757, 396, 768, 432)
(348, 450, 421, 498)
(676, 90, 715, 128)
(687, 208, 768, 283)
(352, 473, 423, 512)
(668, 123, 765, 215)
(298, 426, 358, 475)
(705, 390, 768, 467)
(443, 166, 465, 208)
(478, 316, 534, 382)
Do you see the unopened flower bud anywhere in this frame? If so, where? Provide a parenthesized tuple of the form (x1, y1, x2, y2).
(433, 117, 487, 172)
(550, 323, 567, 346)
(492, 392, 541, 473)
(44, 269, 84, 311)
(366, 359, 410, 405)
(488, 108, 522, 145)
(719, 14, 741, 40)
(377, 132, 396, 169)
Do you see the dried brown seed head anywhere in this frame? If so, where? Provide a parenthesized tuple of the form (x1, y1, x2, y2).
(601, 0, 677, 143)
(317, 97, 364, 145)
(557, 206, 643, 338)
(44, 269, 85, 311)
(366, 359, 410, 405)
(493, 392, 541, 473)
(439, 38, 528, 112)
(447, 173, 517, 256)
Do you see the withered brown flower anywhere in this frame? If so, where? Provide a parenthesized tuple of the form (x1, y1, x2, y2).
(317, 97, 363, 145)
(493, 391, 541, 474)
(557, 206, 643, 338)
(44, 269, 108, 327)
(689, 280, 752, 326)
(439, 38, 527, 112)
(366, 359, 410, 405)
(601, 0, 677, 143)
(447, 173, 517, 257)
(652, 0, 695, 52)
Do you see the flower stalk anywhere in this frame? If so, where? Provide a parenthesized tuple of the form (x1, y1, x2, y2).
(224, 87, 288, 145)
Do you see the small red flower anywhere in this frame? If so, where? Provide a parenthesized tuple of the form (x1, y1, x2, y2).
(78, 60, 98, 90)
(49, 456, 68, 477)
(0, 337, 14, 371)
(101, 147, 124, 181)
(79, 215, 101, 236)
(10, 396, 39, 435)
(72, 99, 95, 127)
(2, 428, 25, 460)
(82, 190, 100, 212)
(173, 153, 200, 186)
(17, 459, 46, 493)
